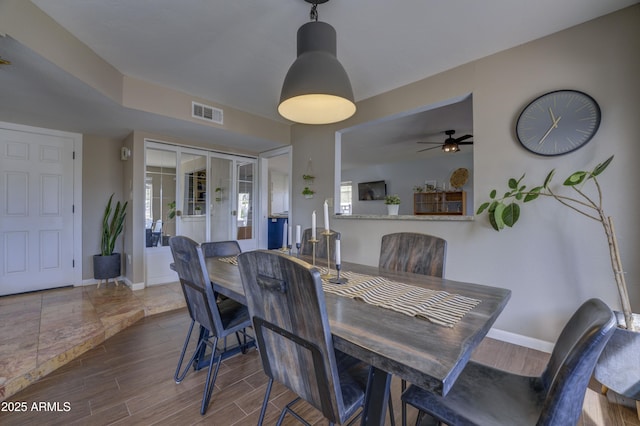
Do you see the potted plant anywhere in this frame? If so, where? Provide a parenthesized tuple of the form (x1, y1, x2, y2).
(476, 156, 639, 404)
(93, 193, 128, 286)
(385, 194, 401, 215)
(302, 186, 315, 199)
(168, 200, 176, 219)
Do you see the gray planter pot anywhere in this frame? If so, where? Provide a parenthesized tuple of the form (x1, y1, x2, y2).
(93, 253, 121, 280)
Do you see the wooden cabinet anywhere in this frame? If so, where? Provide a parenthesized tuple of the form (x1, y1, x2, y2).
(414, 191, 466, 215)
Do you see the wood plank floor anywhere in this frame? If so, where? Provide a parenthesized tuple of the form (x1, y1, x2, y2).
(1, 308, 637, 425)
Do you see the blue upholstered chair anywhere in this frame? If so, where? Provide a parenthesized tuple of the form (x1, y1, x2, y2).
(402, 298, 616, 426)
(169, 236, 252, 415)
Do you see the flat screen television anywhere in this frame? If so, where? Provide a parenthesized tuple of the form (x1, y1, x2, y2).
(358, 180, 387, 201)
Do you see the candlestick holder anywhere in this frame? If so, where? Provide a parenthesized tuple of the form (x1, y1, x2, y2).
(328, 263, 348, 284)
(309, 238, 319, 266)
(295, 242, 301, 257)
(321, 230, 334, 279)
(287, 244, 292, 256)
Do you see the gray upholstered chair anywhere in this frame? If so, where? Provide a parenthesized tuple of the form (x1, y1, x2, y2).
(379, 232, 447, 278)
(237, 250, 368, 425)
(402, 298, 616, 426)
(169, 236, 252, 415)
(379, 232, 447, 426)
(300, 227, 340, 261)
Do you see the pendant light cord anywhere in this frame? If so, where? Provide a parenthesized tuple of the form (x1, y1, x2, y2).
(310, 3, 319, 21)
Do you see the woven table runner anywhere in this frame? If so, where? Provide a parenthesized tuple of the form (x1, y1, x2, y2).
(319, 268, 480, 327)
(217, 256, 480, 327)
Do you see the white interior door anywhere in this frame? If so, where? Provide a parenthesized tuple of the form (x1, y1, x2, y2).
(1, 126, 77, 296)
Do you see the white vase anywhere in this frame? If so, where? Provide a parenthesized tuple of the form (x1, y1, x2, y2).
(387, 204, 399, 215)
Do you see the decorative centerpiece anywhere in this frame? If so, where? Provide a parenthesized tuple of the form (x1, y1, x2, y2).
(385, 194, 401, 215)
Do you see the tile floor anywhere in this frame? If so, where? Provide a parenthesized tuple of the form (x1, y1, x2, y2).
(0, 282, 185, 402)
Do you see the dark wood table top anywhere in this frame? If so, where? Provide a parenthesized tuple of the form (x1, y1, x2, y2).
(205, 256, 511, 396)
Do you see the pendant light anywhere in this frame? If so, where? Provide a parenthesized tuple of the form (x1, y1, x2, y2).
(278, 0, 356, 125)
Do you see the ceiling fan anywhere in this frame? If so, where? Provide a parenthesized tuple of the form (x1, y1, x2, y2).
(417, 130, 473, 153)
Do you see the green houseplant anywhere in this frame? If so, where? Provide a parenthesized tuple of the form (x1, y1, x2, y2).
(93, 193, 128, 284)
(302, 186, 315, 198)
(385, 194, 401, 215)
(384, 194, 401, 205)
(476, 156, 635, 331)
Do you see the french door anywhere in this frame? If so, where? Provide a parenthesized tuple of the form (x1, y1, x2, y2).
(144, 141, 256, 284)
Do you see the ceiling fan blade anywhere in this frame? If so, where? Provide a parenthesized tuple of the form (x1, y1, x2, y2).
(417, 145, 442, 152)
(455, 134, 473, 142)
(458, 141, 474, 145)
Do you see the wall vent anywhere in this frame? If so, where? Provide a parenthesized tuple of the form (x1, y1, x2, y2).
(192, 101, 223, 125)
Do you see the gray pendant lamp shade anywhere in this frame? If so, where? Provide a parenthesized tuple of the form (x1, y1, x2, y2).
(278, 21, 356, 125)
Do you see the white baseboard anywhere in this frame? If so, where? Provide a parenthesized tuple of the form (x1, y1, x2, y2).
(487, 327, 554, 353)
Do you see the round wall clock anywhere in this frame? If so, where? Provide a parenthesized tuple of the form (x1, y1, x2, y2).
(516, 90, 601, 156)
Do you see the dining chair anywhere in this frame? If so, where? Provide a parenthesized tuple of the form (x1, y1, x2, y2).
(200, 239, 241, 258)
(379, 232, 447, 278)
(300, 227, 341, 261)
(169, 236, 253, 415)
(379, 232, 447, 426)
(402, 298, 616, 426)
(237, 249, 369, 425)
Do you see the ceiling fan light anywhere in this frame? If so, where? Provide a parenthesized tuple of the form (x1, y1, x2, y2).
(279, 20, 356, 124)
(442, 142, 459, 152)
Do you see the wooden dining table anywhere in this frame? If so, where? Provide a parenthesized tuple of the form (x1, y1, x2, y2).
(205, 255, 511, 426)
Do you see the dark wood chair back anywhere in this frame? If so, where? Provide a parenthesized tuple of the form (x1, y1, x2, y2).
(300, 227, 340, 261)
(379, 232, 447, 277)
(169, 236, 227, 335)
(200, 240, 241, 258)
(237, 250, 351, 424)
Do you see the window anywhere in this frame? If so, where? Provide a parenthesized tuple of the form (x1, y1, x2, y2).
(340, 181, 352, 215)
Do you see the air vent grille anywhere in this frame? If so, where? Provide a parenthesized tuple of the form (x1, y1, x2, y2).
(192, 101, 223, 124)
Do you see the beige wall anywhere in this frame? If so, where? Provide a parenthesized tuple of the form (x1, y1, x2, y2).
(81, 135, 125, 279)
(290, 6, 640, 343)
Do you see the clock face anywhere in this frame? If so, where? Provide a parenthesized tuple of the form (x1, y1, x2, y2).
(516, 90, 601, 156)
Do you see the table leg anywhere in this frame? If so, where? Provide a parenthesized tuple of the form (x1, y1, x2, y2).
(361, 366, 391, 426)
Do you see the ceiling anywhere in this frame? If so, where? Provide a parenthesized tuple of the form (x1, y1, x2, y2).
(1, 0, 637, 155)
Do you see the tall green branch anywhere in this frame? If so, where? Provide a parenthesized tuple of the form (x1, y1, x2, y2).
(476, 156, 634, 330)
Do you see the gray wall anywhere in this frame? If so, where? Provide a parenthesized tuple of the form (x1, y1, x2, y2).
(343, 153, 473, 216)
(290, 7, 640, 344)
(81, 135, 125, 279)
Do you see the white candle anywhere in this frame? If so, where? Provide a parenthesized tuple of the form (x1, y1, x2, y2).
(323, 200, 330, 231)
(335, 238, 341, 265)
(282, 220, 287, 249)
(288, 225, 292, 247)
(296, 225, 301, 244)
(312, 211, 316, 239)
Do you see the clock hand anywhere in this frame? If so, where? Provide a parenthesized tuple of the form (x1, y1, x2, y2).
(549, 107, 557, 123)
(538, 115, 562, 145)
